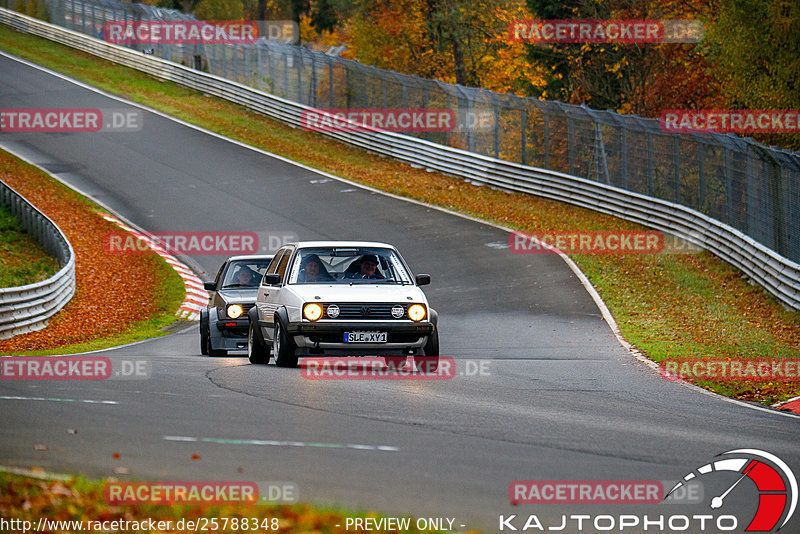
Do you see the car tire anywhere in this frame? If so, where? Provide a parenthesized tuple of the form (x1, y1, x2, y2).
(273, 320, 298, 368)
(248, 321, 269, 364)
(414, 326, 439, 373)
(200, 319, 209, 356)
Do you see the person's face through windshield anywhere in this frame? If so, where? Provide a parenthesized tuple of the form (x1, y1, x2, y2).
(360, 259, 378, 277)
(236, 269, 253, 285)
(304, 260, 320, 280)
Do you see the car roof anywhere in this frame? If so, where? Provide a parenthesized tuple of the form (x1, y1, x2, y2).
(287, 241, 397, 249)
(226, 254, 275, 262)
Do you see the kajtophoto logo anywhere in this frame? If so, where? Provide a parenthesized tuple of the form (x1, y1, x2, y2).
(666, 449, 797, 532)
(500, 450, 796, 532)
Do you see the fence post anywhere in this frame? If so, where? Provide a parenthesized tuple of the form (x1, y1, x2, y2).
(493, 98, 500, 160)
(673, 136, 680, 203)
(521, 107, 527, 166)
(698, 139, 705, 208)
(328, 61, 334, 108)
(567, 116, 576, 175)
(543, 109, 550, 169)
(646, 132, 654, 196)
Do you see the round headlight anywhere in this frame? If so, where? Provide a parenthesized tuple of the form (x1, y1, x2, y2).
(407, 304, 426, 322)
(391, 305, 405, 319)
(227, 304, 244, 318)
(303, 303, 323, 321)
(327, 304, 340, 319)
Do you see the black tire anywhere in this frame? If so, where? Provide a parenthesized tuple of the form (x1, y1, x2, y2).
(200, 319, 209, 356)
(273, 320, 298, 368)
(414, 326, 439, 373)
(384, 356, 407, 370)
(248, 321, 269, 364)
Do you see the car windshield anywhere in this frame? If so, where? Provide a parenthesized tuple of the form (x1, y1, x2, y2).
(288, 247, 413, 284)
(221, 260, 270, 288)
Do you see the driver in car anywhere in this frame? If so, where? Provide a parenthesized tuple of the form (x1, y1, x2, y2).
(235, 267, 260, 286)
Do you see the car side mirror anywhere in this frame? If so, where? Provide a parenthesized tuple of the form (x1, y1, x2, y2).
(415, 274, 431, 286)
(203, 281, 217, 291)
(263, 273, 282, 285)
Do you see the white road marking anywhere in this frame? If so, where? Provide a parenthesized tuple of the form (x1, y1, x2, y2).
(164, 435, 399, 451)
(0, 395, 117, 404)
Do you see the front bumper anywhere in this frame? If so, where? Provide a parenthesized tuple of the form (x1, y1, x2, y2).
(213, 318, 249, 350)
(286, 320, 434, 356)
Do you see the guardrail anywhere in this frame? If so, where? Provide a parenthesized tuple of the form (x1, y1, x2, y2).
(0, 179, 76, 340)
(1, 8, 798, 311)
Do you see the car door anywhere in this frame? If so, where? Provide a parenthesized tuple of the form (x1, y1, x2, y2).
(211, 260, 229, 309)
(258, 247, 293, 342)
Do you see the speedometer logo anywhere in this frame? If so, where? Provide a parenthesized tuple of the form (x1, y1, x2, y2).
(666, 449, 797, 531)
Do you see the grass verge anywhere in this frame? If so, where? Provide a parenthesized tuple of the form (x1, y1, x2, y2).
(0, 472, 463, 533)
(0, 202, 58, 287)
(0, 149, 185, 355)
(0, 25, 798, 403)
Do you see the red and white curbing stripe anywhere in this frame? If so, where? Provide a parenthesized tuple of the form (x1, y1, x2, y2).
(98, 213, 208, 320)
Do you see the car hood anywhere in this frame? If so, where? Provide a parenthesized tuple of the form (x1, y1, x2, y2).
(217, 288, 259, 304)
(285, 283, 428, 304)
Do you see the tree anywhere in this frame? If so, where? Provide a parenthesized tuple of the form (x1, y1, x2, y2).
(194, 0, 244, 20)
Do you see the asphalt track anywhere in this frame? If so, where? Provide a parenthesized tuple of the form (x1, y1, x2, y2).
(1, 51, 799, 532)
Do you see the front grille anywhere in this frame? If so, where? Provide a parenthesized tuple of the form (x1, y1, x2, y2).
(323, 303, 409, 320)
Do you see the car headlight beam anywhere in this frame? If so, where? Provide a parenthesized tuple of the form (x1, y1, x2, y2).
(304, 303, 323, 321)
(227, 304, 244, 319)
(408, 304, 426, 322)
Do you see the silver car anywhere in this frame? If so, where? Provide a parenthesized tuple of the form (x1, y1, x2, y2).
(200, 255, 273, 356)
(247, 241, 439, 371)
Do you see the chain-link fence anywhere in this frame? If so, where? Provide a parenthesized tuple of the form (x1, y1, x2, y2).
(7, 0, 799, 264)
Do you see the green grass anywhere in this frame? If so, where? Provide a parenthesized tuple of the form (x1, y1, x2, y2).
(0, 203, 58, 287)
(0, 24, 798, 404)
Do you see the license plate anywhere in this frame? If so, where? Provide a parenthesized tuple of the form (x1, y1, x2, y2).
(344, 331, 387, 343)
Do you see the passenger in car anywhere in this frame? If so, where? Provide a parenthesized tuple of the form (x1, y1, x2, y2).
(298, 254, 334, 282)
(345, 255, 383, 279)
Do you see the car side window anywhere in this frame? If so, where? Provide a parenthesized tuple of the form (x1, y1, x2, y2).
(275, 249, 293, 283)
(213, 261, 228, 287)
(266, 249, 287, 276)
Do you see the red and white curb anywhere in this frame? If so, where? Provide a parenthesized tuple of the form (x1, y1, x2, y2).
(98, 213, 208, 320)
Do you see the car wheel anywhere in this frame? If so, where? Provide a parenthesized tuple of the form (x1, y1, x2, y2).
(207, 329, 226, 357)
(248, 321, 269, 364)
(200, 321, 209, 356)
(414, 326, 439, 373)
(384, 356, 407, 370)
(273, 320, 298, 368)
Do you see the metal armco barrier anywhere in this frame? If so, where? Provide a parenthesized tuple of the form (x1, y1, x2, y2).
(1, 8, 798, 311)
(0, 179, 76, 339)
